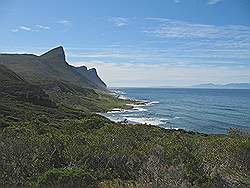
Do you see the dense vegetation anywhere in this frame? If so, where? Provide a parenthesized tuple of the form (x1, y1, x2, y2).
(1, 110, 249, 187)
(0, 48, 249, 187)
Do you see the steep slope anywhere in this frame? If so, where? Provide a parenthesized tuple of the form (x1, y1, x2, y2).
(75, 65, 107, 88)
(40, 46, 66, 63)
(0, 46, 106, 90)
(0, 65, 55, 108)
(0, 64, 25, 82)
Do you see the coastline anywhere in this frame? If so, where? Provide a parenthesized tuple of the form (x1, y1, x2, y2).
(104, 88, 250, 134)
(101, 89, 180, 129)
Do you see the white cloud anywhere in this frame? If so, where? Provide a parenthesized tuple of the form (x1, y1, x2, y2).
(57, 20, 71, 31)
(11, 29, 19, 32)
(57, 20, 71, 26)
(143, 18, 250, 56)
(70, 60, 250, 87)
(20, 26, 32, 31)
(11, 24, 51, 33)
(67, 45, 250, 62)
(36, 25, 50, 30)
(111, 17, 128, 27)
(144, 18, 250, 40)
(174, 0, 180, 3)
(207, 0, 223, 5)
(65, 17, 250, 87)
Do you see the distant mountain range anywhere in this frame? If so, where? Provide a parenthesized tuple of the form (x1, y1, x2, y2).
(190, 83, 250, 89)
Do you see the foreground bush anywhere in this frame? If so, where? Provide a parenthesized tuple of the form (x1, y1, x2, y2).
(35, 168, 96, 188)
(0, 116, 249, 187)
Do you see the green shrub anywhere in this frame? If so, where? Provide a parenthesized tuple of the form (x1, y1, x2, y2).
(35, 168, 96, 188)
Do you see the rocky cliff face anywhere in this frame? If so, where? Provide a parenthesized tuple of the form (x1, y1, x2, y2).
(75, 66, 107, 88)
(0, 46, 107, 90)
(41, 46, 66, 63)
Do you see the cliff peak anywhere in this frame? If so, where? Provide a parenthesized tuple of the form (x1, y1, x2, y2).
(40, 46, 66, 63)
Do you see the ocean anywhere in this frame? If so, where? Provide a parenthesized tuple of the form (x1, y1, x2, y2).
(103, 88, 250, 134)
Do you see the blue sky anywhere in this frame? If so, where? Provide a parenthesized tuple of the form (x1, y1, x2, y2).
(1, 0, 250, 87)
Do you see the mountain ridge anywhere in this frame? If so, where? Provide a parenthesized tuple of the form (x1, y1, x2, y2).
(0, 46, 107, 89)
(190, 83, 250, 89)
(40, 46, 66, 63)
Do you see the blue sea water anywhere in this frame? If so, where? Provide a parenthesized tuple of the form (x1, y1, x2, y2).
(104, 88, 250, 134)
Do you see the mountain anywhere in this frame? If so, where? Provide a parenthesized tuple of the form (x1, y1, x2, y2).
(223, 83, 250, 89)
(190, 83, 250, 89)
(0, 47, 127, 113)
(0, 46, 106, 89)
(191, 83, 221, 88)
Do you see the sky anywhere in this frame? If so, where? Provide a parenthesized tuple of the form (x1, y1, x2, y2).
(0, 0, 250, 87)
